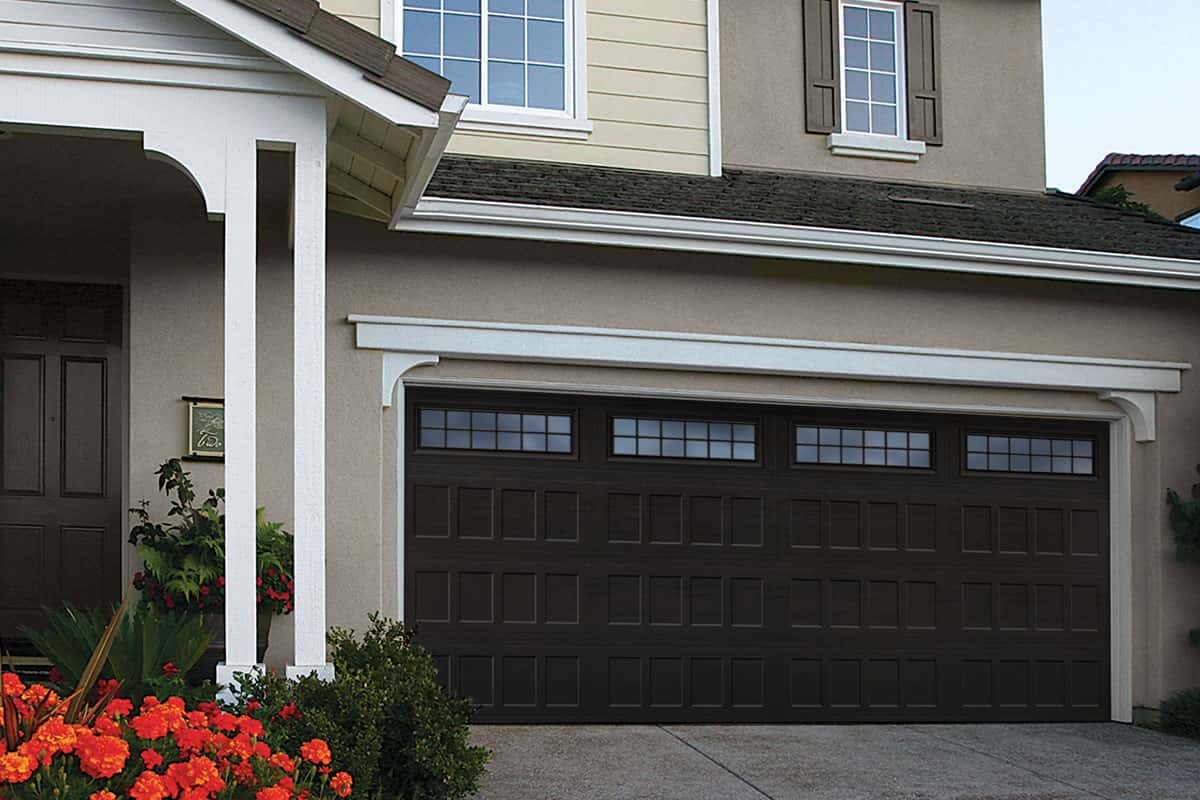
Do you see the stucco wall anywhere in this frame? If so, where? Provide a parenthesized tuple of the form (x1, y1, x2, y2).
(101, 202, 1200, 708)
(720, 0, 1047, 191)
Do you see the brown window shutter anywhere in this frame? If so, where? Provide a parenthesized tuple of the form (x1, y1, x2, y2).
(802, 0, 840, 134)
(905, 2, 943, 145)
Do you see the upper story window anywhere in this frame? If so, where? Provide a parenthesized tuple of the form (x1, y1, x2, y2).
(400, 0, 589, 136)
(803, 0, 941, 162)
(841, 3, 901, 137)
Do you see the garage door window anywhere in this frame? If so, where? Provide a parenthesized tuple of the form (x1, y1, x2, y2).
(965, 434, 1094, 475)
(418, 408, 572, 453)
(795, 425, 931, 468)
(611, 417, 757, 461)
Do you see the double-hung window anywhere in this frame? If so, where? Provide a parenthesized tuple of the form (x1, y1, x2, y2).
(804, 0, 941, 160)
(400, 0, 588, 135)
(840, 2, 902, 137)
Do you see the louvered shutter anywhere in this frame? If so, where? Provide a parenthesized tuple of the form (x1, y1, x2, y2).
(905, 2, 943, 144)
(803, 0, 840, 134)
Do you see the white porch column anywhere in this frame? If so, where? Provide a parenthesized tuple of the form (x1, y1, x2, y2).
(216, 136, 260, 686)
(287, 139, 334, 681)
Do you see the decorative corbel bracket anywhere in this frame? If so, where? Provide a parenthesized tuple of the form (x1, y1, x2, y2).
(382, 351, 440, 406)
(1098, 390, 1157, 443)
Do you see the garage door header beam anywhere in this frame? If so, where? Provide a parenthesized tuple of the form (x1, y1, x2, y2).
(352, 315, 1185, 441)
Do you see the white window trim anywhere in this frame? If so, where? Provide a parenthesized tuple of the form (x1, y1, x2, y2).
(393, 0, 591, 140)
(829, 0, 925, 162)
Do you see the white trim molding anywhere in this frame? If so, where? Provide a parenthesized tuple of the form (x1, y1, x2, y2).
(395, 198, 1200, 291)
(827, 131, 926, 162)
(706, 0, 722, 177)
(350, 315, 1187, 408)
(1097, 390, 1157, 443)
(353, 315, 1157, 724)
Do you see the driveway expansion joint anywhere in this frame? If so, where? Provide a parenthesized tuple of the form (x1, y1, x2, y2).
(903, 725, 1117, 800)
(656, 725, 778, 800)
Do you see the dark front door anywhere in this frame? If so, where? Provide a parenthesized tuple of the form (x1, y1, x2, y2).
(406, 389, 1110, 723)
(1, 280, 125, 639)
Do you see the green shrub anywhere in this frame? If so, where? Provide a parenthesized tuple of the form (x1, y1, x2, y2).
(1160, 688, 1200, 739)
(22, 602, 215, 704)
(234, 615, 489, 800)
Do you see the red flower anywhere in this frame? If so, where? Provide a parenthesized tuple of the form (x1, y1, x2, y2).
(129, 769, 178, 800)
(0, 751, 37, 784)
(268, 753, 295, 773)
(298, 739, 331, 766)
(162, 662, 180, 678)
(47, 666, 64, 685)
(276, 702, 302, 721)
(75, 733, 130, 779)
(236, 715, 264, 738)
(329, 772, 353, 798)
(142, 749, 164, 769)
(130, 712, 169, 741)
(200, 585, 211, 596)
(217, 576, 226, 587)
(106, 698, 134, 718)
(245, 700, 262, 713)
(267, 568, 277, 577)
(256, 784, 290, 800)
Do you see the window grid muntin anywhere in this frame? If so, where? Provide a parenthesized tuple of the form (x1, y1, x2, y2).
(418, 407, 572, 453)
(611, 416, 757, 462)
(795, 425, 932, 469)
(840, 0, 903, 137)
(400, 0, 569, 112)
(965, 434, 1095, 476)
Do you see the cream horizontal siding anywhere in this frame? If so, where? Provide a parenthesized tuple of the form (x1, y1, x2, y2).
(319, 0, 378, 34)
(445, 0, 712, 175)
(0, 0, 260, 58)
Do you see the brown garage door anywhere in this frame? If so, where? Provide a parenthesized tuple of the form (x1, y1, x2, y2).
(406, 389, 1109, 722)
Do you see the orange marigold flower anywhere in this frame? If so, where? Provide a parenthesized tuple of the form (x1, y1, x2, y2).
(93, 716, 122, 737)
(211, 712, 239, 733)
(140, 696, 160, 711)
(0, 751, 36, 784)
(166, 755, 223, 793)
(185, 711, 209, 729)
(29, 717, 78, 757)
(20, 684, 61, 712)
(1, 673, 26, 698)
(268, 753, 295, 773)
(253, 742, 271, 760)
(75, 733, 130, 779)
(329, 771, 352, 798)
(173, 726, 211, 754)
(130, 712, 169, 741)
(90, 791, 117, 800)
(237, 716, 265, 738)
(230, 760, 255, 785)
(223, 733, 253, 761)
(142, 749, 164, 769)
(106, 698, 134, 718)
(128, 769, 178, 800)
(256, 783, 291, 800)
(298, 739, 330, 766)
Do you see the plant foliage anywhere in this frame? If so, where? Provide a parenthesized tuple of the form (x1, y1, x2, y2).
(1160, 687, 1200, 739)
(23, 604, 213, 705)
(128, 460, 295, 616)
(232, 616, 489, 800)
(1091, 183, 1171, 223)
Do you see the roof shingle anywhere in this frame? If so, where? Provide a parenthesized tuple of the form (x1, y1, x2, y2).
(1078, 153, 1200, 195)
(426, 157, 1200, 262)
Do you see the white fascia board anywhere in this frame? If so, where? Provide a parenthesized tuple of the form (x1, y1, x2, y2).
(349, 315, 1188, 395)
(166, 0, 439, 129)
(392, 93, 468, 222)
(397, 198, 1200, 291)
(705, 0, 722, 177)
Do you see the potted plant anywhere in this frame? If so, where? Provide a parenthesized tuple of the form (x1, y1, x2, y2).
(128, 460, 295, 679)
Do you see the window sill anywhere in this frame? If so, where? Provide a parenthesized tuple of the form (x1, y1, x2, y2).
(827, 132, 926, 163)
(458, 106, 593, 140)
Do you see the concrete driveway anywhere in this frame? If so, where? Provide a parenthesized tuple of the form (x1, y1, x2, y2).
(471, 723, 1200, 800)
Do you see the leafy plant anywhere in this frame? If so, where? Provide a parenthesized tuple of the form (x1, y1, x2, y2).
(1167, 465, 1200, 647)
(1160, 687, 1200, 739)
(129, 459, 295, 615)
(1091, 183, 1171, 223)
(22, 604, 214, 704)
(232, 616, 490, 800)
(2, 595, 126, 751)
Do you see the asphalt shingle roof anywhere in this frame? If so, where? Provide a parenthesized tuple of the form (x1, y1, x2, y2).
(426, 157, 1200, 262)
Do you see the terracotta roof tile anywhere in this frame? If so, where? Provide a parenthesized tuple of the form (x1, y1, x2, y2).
(1078, 153, 1200, 194)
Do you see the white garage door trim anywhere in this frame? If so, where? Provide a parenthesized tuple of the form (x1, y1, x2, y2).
(351, 314, 1180, 724)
